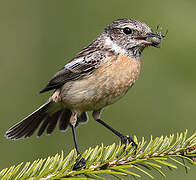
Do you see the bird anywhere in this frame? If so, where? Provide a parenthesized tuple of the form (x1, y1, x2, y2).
(5, 18, 165, 169)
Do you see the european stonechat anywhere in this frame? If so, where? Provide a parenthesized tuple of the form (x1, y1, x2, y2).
(6, 18, 166, 169)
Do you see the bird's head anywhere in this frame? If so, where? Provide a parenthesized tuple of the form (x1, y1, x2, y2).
(102, 18, 167, 58)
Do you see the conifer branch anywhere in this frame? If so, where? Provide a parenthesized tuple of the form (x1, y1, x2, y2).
(1, 130, 196, 179)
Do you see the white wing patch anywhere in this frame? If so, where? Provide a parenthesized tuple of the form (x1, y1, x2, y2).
(64, 57, 84, 69)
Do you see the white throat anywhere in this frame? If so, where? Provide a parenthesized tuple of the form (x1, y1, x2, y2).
(104, 37, 127, 55)
(104, 37, 142, 59)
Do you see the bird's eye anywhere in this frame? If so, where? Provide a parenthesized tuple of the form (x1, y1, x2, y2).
(123, 27, 132, 35)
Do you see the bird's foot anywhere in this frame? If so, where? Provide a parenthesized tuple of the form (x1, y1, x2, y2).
(120, 135, 138, 151)
(73, 155, 86, 170)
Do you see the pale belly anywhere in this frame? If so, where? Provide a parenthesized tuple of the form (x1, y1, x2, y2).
(60, 54, 142, 111)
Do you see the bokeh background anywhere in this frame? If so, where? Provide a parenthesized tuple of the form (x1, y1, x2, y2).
(0, 0, 196, 179)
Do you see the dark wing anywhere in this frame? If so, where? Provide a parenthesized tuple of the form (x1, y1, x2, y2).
(40, 51, 105, 93)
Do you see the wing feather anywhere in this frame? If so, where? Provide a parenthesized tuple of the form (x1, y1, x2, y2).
(40, 50, 105, 93)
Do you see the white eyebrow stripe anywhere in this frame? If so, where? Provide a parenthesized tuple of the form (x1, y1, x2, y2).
(105, 37, 127, 55)
(64, 57, 84, 68)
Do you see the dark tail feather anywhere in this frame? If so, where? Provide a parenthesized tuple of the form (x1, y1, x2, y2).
(6, 102, 51, 140)
(76, 112, 89, 127)
(37, 109, 72, 136)
(37, 117, 50, 137)
(59, 109, 72, 131)
(46, 111, 61, 134)
(23, 113, 46, 138)
(6, 104, 74, 139)
(6, 102, 87, 140)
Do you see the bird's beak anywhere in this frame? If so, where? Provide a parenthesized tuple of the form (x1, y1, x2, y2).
(147, 32, 162, 39)
(134, 29, 167, 48)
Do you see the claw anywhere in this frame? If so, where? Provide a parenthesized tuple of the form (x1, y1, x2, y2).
(121, 135, 138, 150)
(73, 156, 86, 170)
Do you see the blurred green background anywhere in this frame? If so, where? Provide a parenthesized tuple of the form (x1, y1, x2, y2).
(0, 0, 196, 179)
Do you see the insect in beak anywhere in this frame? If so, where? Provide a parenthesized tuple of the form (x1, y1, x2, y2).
(147, 26, 168, 48)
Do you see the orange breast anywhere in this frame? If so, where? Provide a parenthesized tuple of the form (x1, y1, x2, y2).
(93, 53, 142, 99)
(60, 53, 142, 111)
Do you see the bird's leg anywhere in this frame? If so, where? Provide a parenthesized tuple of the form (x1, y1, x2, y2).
(93, 110, 137, 150)
(70, 113, 86, 170)
(71, 125, 86, 170)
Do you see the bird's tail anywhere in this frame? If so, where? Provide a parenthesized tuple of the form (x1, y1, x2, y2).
(5, 101, 83, 140)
